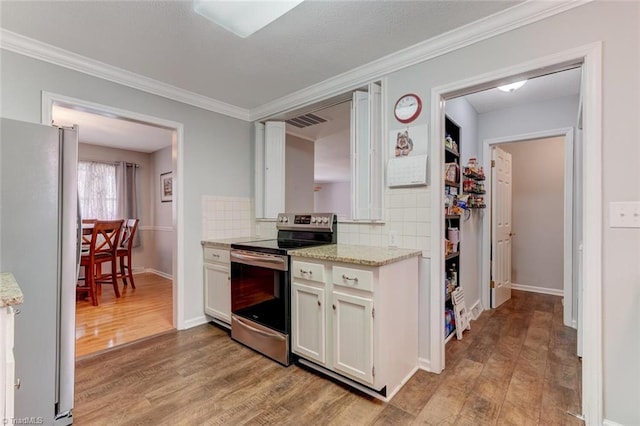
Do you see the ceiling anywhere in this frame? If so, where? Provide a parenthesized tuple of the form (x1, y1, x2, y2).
(1, 1, 579, 165)
(52, 105, 174, 153)
(0, 0, 521, 110)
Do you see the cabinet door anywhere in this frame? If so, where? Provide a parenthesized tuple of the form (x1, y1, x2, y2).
(332, 291, 374, 385)
(204, 262, 231, 323)
(291, 282, 326, 365)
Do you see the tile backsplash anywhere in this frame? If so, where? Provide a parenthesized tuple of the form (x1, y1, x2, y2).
(204, 187, 432, 257)
(202, 195, 252, 240)
(338, 187, 431, 256)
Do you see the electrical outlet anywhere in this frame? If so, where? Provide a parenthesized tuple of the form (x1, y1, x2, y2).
(388, 230, 398, 247)
(609, 201, 640, 228)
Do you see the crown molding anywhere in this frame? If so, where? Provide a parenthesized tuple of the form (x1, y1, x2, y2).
(0, 0, 589, 124)
(0, 29, 251, 121)
(249, 0, 591, 121)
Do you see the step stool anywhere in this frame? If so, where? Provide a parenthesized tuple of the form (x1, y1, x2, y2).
(451, 287, 472, 340)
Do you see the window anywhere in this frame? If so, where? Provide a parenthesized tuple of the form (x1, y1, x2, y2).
(77, 161, 117, 219)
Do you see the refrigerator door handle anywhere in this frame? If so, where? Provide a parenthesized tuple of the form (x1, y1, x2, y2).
(56, 126, 78, 420)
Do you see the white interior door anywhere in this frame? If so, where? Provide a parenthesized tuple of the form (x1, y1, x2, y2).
(491, 146, 513, 308)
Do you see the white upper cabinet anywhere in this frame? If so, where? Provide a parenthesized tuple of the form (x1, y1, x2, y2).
(255, 81, 383, 220)
(255, 121, 286, 219)
(351, 82, 383, 221)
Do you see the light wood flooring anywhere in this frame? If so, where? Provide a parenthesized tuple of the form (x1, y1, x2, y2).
(75, 273, 174, 358)
(74, 290, 582, 425)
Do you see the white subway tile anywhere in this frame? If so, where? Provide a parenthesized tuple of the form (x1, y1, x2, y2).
(403, 208, 417, 222)
(403, 221, 417, 236)
(416, 222, 429, 237)
(403, 235, 417, 249)
(403, 192, 417, 208)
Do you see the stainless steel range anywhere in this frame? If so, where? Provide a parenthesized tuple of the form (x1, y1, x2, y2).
(230, 213, 337, 366)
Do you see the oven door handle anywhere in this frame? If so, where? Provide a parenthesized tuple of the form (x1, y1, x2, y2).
(230, 250, 288, 270)
(232, 315, 286, 341)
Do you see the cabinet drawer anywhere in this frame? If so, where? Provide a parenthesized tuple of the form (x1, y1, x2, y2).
(292, 261, 325, 283)
(332, 266, 373, 292)
(204, 247, 230, 264)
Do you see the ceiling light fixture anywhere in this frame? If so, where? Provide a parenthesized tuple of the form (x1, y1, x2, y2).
(497, 80, 527, 92)
(193, 0, 304, 38)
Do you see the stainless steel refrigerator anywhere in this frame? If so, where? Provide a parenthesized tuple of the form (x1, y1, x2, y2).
(0, 117, 77, 425)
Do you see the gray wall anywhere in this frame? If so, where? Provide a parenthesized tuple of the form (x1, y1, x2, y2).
(0, 49, 252, 329)
(78, 143, 157, 272)
(285, 134, 314, 213)
(502, 137, 565, 291)
(314, 181, 350, 219)
(151, 145, 174, 276)
(383, 3, 638, 423)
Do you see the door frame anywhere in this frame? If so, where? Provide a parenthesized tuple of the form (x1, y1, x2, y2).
(429, 42, 602, 424)
(41, 91, 186, 330)
(482, 129, 574, 318)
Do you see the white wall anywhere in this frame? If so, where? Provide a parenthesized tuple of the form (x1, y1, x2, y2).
(0, 49, 253, 330)
(314, 181, 350, 219)
(445, 97, 481, 308)
(285, 134, 314, 213)
(501, 137, 564, 291)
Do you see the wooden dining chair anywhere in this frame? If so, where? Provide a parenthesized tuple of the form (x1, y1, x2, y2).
(77, 219, 124, 306)
(116, 218, 139, 289)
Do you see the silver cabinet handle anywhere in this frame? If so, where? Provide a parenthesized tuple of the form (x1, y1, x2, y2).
(317, 300, 321, 307)
(15, 378, 21, 390)
(342, 274, 358, 282)
(300, 269, 312, 276)
(13, 308, 21, 315)
(332, 304, 336, 310)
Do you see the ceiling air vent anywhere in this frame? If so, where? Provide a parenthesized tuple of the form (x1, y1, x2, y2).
(285, 113, 327, 129)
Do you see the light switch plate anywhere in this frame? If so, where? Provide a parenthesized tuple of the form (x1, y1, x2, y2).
(609, 201, 640, 228)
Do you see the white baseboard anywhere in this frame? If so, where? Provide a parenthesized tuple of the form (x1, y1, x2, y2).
(418, 357, 432, 372)
(182, 315, 209, 330)
(511, 283, 563, 297)
(603, 419, 624, 426)
(469, 300, 483, 320)
(144, 268, 173, 280)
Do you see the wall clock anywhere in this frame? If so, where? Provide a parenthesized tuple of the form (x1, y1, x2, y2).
(394, 93, 422, 124)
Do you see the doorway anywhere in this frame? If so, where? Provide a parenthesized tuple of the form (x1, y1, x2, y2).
(429, 43, 603, 423)
(41, 92, 183, 356)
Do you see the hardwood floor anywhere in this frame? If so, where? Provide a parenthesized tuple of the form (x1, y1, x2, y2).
(75, 272, 173, 358)
(74, 290, 582, 425)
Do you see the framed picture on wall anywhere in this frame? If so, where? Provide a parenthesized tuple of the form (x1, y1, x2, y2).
(160, 171, 173, 203)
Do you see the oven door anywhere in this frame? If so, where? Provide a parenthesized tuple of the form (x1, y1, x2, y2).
(230, 249, 290, 365)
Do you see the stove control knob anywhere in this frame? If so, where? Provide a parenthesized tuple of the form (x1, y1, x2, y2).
(283, 216, 289, 223)
(322, 217, 329, 224)
(311, 217, 317, 223)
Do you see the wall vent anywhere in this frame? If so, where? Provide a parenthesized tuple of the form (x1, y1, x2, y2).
(286, 113, 327, 128)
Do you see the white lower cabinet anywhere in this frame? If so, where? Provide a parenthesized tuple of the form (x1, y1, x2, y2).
(291, 283, 326, 364)
(332, 290, 373, 384)
(203, 247, 231, 324)
(1, 306, 16, 421)
(291, 256, 418, 400)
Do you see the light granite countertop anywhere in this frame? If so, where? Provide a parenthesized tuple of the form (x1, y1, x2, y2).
(201, 237, 264, 249)
(0, 272, 24, 307)
(289, 244, 422, 266)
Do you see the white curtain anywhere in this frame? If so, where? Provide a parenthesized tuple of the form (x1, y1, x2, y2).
(77, 161, 118, 219)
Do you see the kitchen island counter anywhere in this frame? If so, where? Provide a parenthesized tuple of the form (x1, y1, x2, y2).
(289, 244, 421, 267)
(0, 272, 24, 307)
